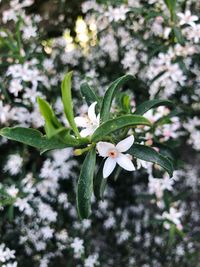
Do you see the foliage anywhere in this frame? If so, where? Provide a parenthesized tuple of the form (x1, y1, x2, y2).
(0, 0, 200, 266)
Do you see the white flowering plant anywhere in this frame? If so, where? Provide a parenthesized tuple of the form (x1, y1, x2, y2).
(0, 71, 175, 219)
(0, 0, 200, 266)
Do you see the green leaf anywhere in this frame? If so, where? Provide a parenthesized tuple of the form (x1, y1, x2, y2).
(77, 148, 96, 219)
(164, 0, 177, 21)
(92, 115, 151, 142)
(173, 27, 185, 45)
(134, 99, 174, 115)
(8, 205, 14, 222)
(0, 127, 82, 154)
(128, 144, 174, 177)
(93, 160, 107, 200)
(61, 71, 80, 138)
(168, 223, 176, 247)
(80, 82, 100, 107)
(100, 74, 134, 122)
(0, 192, 15, 206)
(121, 95, 131, 113)
(37, 97, 63, 138)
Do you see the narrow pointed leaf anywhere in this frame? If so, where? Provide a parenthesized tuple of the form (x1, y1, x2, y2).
(164, 0, 177, 21)
(0, 127, 82, 153)
(94, 160, 107, 200)
(128, 144, 174, 177)
(61, 71, 80, 137)
(77, 148, 96, 219)
(134, 99, 174, 115)
(100, 74, 134, 122)
(37, 96, 63, 138)
(92, 115, 151, 142)
(80, 82, 100, 107)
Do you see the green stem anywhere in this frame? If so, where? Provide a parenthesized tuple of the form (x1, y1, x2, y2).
(74, 143, 96, 156)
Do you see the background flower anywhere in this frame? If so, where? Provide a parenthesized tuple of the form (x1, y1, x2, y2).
(0, 0, 200, 266)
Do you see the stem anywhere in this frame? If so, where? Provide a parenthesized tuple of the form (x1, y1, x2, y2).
(16, 17, 24, 63)
(74, 143, 96, 156)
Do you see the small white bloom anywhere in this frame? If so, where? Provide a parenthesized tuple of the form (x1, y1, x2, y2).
(84, 253, 99, 267)
(71, 237, 84, 255)
(137, 158, 150, 170)
(9, 79, 23, 97)
(6, 185, 19, 198)
(4, 154, 23, 175)
(106, 6, 129, 22)
(75, 102, 100, 137)
(0, 101, 11, 124)
(162, 207, 183, 230)
(22, 26, 37, 40)
(177, 10, 198, 27)
(97, 135, 135, 178)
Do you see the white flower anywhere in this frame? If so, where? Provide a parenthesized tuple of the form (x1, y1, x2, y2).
(6, 185, 19, 198)
(162, 207, 183, 230)
(103, 216, 116, 229)
(0, 244, 16, 263)
(0, 101, 11, 124)
(14, 198, 30, 212)
(106, 6, 129, 22)
(97, 135, 135, 178)
(75, 102, 100, 137)
(84, 254, 99, 267)
(4, 154, 23, 176)
(177, 10, 198, 27)
(9, 79, 23, 97)
(2, 9, 17, 23)
(117, 229, 131, 244)
(22, 25, 37, 40)
(70, 237, 84, 255)
(137, 158, 151, 170)
(41, 226, 54, 239)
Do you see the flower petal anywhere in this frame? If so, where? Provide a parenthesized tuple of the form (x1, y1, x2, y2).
(80, 128, 93, 137)
(74, 116, 89, 128)
(116, 135, 134, 152)
(96, 142, 115, 157)
(116, 153, 135, 171)
(96, 114, 100, 125)
(88, 102, 97, 122)
(103, 157, 116, 178)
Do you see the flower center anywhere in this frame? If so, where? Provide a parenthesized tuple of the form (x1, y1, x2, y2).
(108, 149, 118, 158)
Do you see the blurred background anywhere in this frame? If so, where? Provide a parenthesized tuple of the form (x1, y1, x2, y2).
(0, 0, 200, 266)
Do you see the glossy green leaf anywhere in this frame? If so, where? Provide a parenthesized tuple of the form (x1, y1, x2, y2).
(80, 82, 100, 107)
(92, 115, 151, 142)
(61, 71, 80, 138)
(37, 96, 63, 138)
(128, 144, 174, 177)
(93, 160, 107, 200)
(100, 74, 134, 122)
(134, 99, 174, 115)
(0, 127, 81, 154)
(77, 148, 96, 219)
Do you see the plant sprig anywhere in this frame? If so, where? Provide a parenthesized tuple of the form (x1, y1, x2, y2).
(0, 72, 176, 219)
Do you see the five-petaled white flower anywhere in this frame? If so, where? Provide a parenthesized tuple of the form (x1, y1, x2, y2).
(97, 135, 135, 178)
(75, 102, 100, 137)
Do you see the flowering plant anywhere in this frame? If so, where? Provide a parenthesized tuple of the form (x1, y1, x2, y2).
(0, 71, 175, 219)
